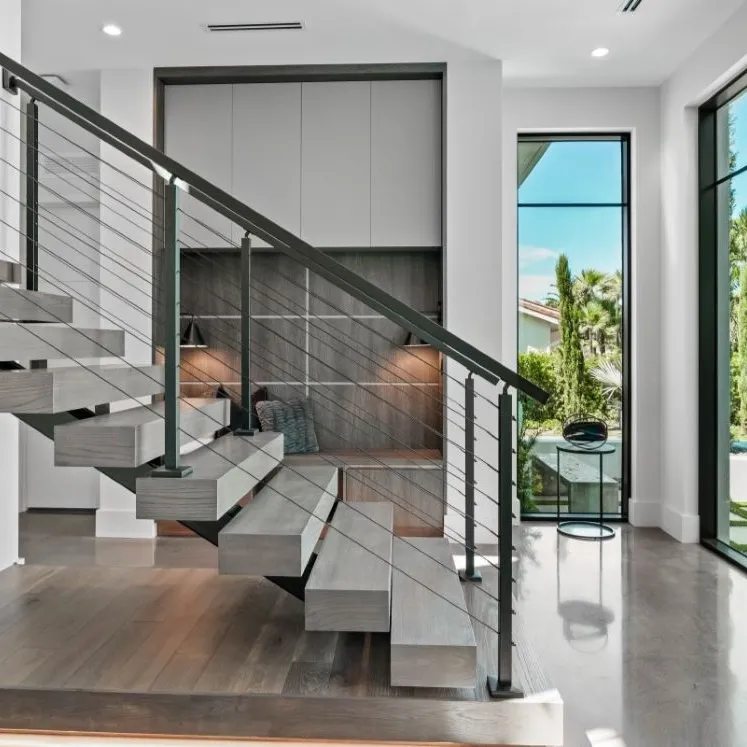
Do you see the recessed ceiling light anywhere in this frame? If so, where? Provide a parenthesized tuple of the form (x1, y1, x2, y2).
(591, 47, 609, 58)
(102, 24, 122, 37)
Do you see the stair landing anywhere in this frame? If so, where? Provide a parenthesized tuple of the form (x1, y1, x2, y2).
(0, 531, 562, 746)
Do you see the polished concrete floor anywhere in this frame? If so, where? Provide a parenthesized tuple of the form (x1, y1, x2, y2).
(515, 523, 747, 747)
(15, 512, 747, 746)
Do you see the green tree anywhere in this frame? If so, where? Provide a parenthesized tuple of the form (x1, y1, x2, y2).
(555, 254, 586, 419)
(573, 268, 610, 307)
(578, 299, 611, 356)
(738, 262, 747, 433)
(518, 351, 560, 424)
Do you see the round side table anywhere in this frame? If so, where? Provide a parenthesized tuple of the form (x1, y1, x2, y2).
(555, 444, 616, 540)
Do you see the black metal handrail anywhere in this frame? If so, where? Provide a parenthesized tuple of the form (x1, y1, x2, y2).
(0, 51, 547, 401)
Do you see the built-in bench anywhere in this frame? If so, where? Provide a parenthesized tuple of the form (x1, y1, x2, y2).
(532, 450, 618, 513)
(284, 449, 444, 537)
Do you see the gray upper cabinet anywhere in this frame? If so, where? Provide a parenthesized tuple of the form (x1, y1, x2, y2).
(164, 84, 233, 248)
(301, 82, 371, 247)
(370, 80, 442, 247)
(231, 83, 302, 246)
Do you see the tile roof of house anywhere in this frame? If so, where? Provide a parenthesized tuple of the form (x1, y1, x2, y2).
(519, 298, 560, 322)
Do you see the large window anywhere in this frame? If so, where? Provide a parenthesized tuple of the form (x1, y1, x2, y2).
(517, 135, 630, 520)
(700, 73, 747, 565)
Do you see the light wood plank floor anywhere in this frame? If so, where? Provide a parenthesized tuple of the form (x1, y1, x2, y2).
(6, 511, 545, 701)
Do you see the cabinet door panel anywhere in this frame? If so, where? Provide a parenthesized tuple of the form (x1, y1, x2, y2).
(164, 84, 233, 248)
(301, 81, 371, 247)
(371, 80, 442, 247)
(231, 83, 302, 246)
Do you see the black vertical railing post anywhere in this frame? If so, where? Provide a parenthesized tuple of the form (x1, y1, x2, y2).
(153, 178, 192, 478)
(25, 96, 46, 370)
(25, 97, 39, 292)
(236, 233, 254, 435)
(459, 372, 481, 582)
(488, 386, 522, 698)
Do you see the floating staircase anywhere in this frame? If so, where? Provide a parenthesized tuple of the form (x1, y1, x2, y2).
(0, 256, 479, 691)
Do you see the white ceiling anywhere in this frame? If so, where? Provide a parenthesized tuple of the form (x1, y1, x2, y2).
(20, 0, 747, 87)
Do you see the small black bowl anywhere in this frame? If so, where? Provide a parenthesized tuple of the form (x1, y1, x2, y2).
(562, 416, 608, 450)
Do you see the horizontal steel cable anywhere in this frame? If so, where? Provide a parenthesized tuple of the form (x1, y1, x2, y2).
(0, 269, 505, 620)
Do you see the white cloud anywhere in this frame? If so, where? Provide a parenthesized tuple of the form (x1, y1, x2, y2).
(520, 274, 555, 301)
(519, 246, 559, 266)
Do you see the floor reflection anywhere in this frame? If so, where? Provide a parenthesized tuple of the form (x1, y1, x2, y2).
(516, 524, 747, 747)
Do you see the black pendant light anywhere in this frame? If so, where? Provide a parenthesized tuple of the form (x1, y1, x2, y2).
(180, 315, 207, 348)
(404, 302, 441, 347)
(404, 330, 429, 347)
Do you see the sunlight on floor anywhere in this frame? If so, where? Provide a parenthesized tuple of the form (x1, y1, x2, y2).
(452, 553, 504, 570)
(586, 727, 628, 746)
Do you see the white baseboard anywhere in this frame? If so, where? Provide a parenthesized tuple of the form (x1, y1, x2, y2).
(95, 508, 156, 539)
(661, 504, 700, 543)
(629, 498, 661, 527)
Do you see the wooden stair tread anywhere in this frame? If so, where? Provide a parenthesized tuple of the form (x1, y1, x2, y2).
(0, 364, 164, 414)
(0, 286, 73, 323)
(54, 397, 229, 468)
(305, 501, 393, 632)
(390, 537, 476, 688)
(136, 431, 284, 521)
(219, 465, 337, 577)
(0, 324, 124, 361)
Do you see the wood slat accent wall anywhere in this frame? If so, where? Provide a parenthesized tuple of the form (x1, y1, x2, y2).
(176, 250, 444, 452)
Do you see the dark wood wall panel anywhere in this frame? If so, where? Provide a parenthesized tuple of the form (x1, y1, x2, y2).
(308, 251, 440, 315)
(308, 318, 441, 384)
(170, 249, 443, 452)
(310, 384, 442, 451)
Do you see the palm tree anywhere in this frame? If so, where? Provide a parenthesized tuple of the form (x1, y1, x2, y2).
(573, 269, 611, 307)
(578, 300, 611, 355)
(601, 269, 623, 350)
(591, 357, 623, 428)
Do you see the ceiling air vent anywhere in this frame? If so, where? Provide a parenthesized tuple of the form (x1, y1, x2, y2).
(206, 22, 303, 32)
(618, 0, 644, 12)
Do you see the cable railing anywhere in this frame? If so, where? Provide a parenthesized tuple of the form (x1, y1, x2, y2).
(0, 51, 549, 699)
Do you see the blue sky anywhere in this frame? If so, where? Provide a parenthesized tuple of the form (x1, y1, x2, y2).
(730, 90, 747, 213)
(518, 109, 747, 303)
(518, 140, 624, 302)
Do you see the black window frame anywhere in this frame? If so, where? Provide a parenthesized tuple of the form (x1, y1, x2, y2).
(517, 132, 632, 523)
(699, 68, 747, 571)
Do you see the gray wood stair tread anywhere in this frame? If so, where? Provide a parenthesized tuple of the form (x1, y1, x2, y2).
(0, 364, 164, 414)
(0, 286, 73, 323)
(0, 260, 22, 284)
(54, 397, 230, 468)
(173, 431, 282, 478)
(390, 537, 476, 688)
(57, 397, 217, 428)
(136, 431, 285, 521)
(305, 501, 393, 632)
(219, 465, 338, 577)
(0, 324, 124, 360)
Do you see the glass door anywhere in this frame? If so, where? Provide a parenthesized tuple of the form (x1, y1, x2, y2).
(700, 75, 747, 564)
(517, 135, 630, 521)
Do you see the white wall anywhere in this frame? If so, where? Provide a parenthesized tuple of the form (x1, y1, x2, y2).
(659, 2, 747, 542)
(0, 0, 22, 570)
(21, 70, 103, 511)
(444, 61, 503, 544)
(95, 69, 156, 539)
(502, 86, 663, 530)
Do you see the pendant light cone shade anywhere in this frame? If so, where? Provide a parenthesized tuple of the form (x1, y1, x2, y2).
(405, 330, 429, 347)
(181, 317, 207, 348)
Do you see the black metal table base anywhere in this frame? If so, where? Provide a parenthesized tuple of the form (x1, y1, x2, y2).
(557, 520, 615, 540)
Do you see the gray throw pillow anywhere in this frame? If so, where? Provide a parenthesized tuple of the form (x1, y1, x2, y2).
(255, 398, 319, 454)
